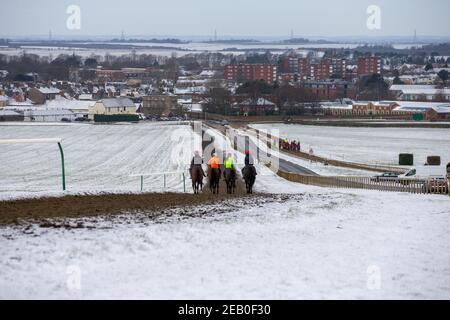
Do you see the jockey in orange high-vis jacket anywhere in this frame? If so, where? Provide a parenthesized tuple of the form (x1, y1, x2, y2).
(208, 153, 220, 169)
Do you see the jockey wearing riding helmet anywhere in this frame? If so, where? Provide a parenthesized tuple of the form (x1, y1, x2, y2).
(190, 150, 205, 178)
(244, 150, 254, 166)
(208, 153, 220, 169)
(224, 153, 235, 170)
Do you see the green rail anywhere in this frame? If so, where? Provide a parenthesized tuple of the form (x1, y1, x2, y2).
(57, 142, 66, 191)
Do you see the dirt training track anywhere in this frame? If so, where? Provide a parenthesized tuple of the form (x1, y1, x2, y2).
(0, 189, 270, 226)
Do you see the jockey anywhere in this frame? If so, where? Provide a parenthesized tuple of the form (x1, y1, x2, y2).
(208, 153, 220, 169)
(190, 150, 205, 178)
(244, 150, 254, 166)
(224, 153, 235, 170)
(223, 153, 236, 179)
(243, 150, 257, 177)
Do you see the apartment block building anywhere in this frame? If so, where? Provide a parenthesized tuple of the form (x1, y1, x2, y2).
(357, 56, 381, 76)
(224, 64, 278, 84)
(330, 58, 347, 78)
(310, 59, 332, 80)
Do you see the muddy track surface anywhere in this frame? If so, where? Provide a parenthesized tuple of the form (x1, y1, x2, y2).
(0, 191, 272, 226)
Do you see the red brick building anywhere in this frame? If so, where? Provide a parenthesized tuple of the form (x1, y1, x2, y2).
(302, 80, 356, 100)
(330, 59, 347, 78)
(95, 69, 126, 81)
(224, 64, 277, 84)
(357, 57, 381, 76)
(298, 57, 309, 80)
(310, 59, 332, 80)
(280, 57, 297, 74)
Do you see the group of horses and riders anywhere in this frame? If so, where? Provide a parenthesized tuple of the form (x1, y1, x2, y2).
(189, 150, 257, 195)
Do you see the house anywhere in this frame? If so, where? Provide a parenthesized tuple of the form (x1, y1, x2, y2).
(89, 97, 137, 121)
(28, 87, 61, 104)
(425, 105, 450, 121)
(236, 98, 277, 116)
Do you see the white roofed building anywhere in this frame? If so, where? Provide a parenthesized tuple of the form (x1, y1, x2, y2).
(89, 97, 136, 120)
(390, 85, 450, 102)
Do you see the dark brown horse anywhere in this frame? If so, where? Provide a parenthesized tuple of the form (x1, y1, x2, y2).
(223, 169, 236, 194)
(191, 166, 204, 194)
(208, 168, 221, 194)
(242, 165, 257, 194)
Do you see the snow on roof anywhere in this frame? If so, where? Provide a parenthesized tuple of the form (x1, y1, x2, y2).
(7, 99, 34, 107)
(174, 87, 207, 94)
(431, 104, 450, 114)
(392, 101, 449, 113)
(390, 85, 436, 91)
(241, 98, 276, 106)
(199, 70, 216, 77)
(186, 103, 203, 113)
(0, 110, 21, 116)
(393, 101, 444, 109)
(321, 102, 353, 110)
(400, 88, 450, 95)
(178, 98, 192, 104)
(353, 101, 393, 107)
(78, 94, 93, 101)
(45, 98, 95, 111)
(37, 87, 61, 94)
(100, 97, 135, 108)
(24, 109, 74, 116)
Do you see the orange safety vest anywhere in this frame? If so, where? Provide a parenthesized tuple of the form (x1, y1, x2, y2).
(208, 156, 220, 169)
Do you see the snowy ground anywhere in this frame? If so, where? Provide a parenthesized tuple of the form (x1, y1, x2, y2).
(1, 175, 449, 299)
(1, 123, 449, 299)
(0, 122, 197, 199)
(251, 123, 450, 171)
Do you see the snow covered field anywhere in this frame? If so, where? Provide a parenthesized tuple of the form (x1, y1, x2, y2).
(1, 176, 449, 299)
(251, 123, 450, 169)
(0, 123, 197, 199)
(1, 123, 449, 300)
(0, 42, 420, 59)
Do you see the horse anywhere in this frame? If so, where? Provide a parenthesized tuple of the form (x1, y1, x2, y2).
(191, 166, 204, 194)
(242, 165, 257, 194)
(223, 168, 236, 194)
(208, 168, 221, 194)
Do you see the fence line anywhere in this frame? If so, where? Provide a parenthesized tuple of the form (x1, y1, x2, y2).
(276, 170, 448, 195)
(130, 171, 187, 193)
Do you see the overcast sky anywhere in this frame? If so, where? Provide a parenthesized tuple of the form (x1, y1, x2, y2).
(1, 0, 449, 38)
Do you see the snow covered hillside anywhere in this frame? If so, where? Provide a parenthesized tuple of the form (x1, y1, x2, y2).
(0, 123, 196, 199)
(1, 122, 449, 300)
(1, 180, 449, 299)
